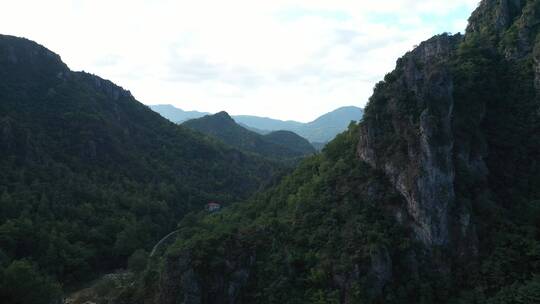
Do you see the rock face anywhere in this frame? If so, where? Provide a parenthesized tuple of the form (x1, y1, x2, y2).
(358, 34, 466, 248)
(358, 0, 540, 261)
(149, 1, 540, 302)
(158, 250, 255, 304)
(467, 0, 525, 34)
(159, 252, 201, 304)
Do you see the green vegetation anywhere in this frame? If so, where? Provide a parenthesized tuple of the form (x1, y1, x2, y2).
(2, 1, 540, 303)
(183, 111, 316, 160)
(123, 124, 424, 303)
(125, 1, 540, 303)
(263, 130, 316, 156)
(0, 260, 61, 304)
(0, 35, 284, 303)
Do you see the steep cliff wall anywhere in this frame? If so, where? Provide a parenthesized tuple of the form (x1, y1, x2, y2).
(358, 34, 474, 251)
(131, 1, 540, 303)
(358, 0, 540, 264)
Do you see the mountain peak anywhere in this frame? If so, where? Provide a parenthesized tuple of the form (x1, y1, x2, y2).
(467, 0, 526, 35)
(0, 34, 284, 302)
(196, 111, 236, 127)
(213, 111, 233, 120)
(151, 105, 364, 143)
(0, 34, 69, 88)
(183, 112, 315, 159)
(0, 34, 66, 68)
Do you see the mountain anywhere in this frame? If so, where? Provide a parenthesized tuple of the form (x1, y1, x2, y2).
(0, 34, 284, 303)
(116, 1, 540, 304)
(183, 112, 315, 159)
(234, 106, 364, 143)
(262, 130, 316, 156)
(151, 105, 363, 144)
(232, 115, 304, 132)
(149, 104, 208, 123)
(294, 106, 364, 143)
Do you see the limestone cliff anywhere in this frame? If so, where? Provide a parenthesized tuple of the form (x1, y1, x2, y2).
(158, 250, 255, 304)
(132, 1, 540, 303)
(358, 34, 465, 250)
(358, 0, 540, 262)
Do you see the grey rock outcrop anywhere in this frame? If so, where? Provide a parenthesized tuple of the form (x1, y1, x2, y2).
(368, 246, 393, 296)
(467, 0, 525, 34)
(158, 250, 255, 304)
(358, 34, 463, 248)
(159, 252, 201, 304)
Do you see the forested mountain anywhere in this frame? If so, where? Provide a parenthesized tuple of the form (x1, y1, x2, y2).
(0, 34, 284, 303)
(294, 106, 364, 144)
(151, 104, 363, 144)
(231, 114, 304, 132)
(234, 106, 364, 144)
(149, 104, 208, 123)
(183, 112, 315, 160)
(262, 130, 316, 156)
(114, 1, 539, 303)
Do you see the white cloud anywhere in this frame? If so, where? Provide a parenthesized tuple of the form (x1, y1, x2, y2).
(0, 0, 480, 121)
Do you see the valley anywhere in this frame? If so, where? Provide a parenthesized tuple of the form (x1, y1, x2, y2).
(1, 1, 540, 304)
(150, 104, 364, 146)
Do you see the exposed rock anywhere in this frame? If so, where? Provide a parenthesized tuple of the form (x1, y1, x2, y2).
(467, 0, 525, 34)
(0, 117, 14, 150)
(159, 252, 200, 304)
(534, 43, 540, 90)
(158, 250, 255, 304)
(75, 72, 133, 101)
(358, 34, 463, 248)
(0, 34, 68, 72)
(368, 246, 392, 296)
(64, 272, 135, 304)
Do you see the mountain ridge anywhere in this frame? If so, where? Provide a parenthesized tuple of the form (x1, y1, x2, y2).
(0, 33, 284, 303)
(122, 1, 540, 303)
(150, 104, 363, 143)
(182, 111, 315, 160)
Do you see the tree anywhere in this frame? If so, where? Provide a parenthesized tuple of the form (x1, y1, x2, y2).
(0, 260, 61, 304)
(128, 249, 149, 273)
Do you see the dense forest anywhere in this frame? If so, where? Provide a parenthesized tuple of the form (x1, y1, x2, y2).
(151, 104, 364, 144)
(2, 0, 540, 303)
(114, 0, 539, 303)
(0, 34, 286, 303)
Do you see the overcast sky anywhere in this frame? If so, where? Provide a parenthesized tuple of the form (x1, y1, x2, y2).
(1, 0, 479, 122)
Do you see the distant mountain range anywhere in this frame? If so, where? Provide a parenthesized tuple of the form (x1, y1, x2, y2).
(148, 104, 209, 122)
(183, 112, 315, 160)
(150, 105, 363, 144)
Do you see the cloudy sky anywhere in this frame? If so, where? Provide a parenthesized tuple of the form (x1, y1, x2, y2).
(1, 0, 479, 121)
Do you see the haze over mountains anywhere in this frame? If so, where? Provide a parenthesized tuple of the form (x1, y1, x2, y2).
(150, 104, 363, 144)
(0, 34, 284, 302)
(147, 104, 209, 124)
(183, 111, 316, 160)
(2, 1, 540, 304)
(141, 1, 539, 303)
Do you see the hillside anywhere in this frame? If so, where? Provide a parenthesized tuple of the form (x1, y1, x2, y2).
(0, 34, 284, 303)
(232, 115, 304, 132)
(149, 104, 208, 123)
(120, 1, 540, 303)
(297, 106, 364, 143)
(183, 112, 315, 159)
(235, 106, 364, 143)
(151, 105, 363, 144)
(262, 130, 316, 156)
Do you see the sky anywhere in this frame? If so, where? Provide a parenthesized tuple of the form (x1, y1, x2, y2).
(1, 0, 480, 122)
